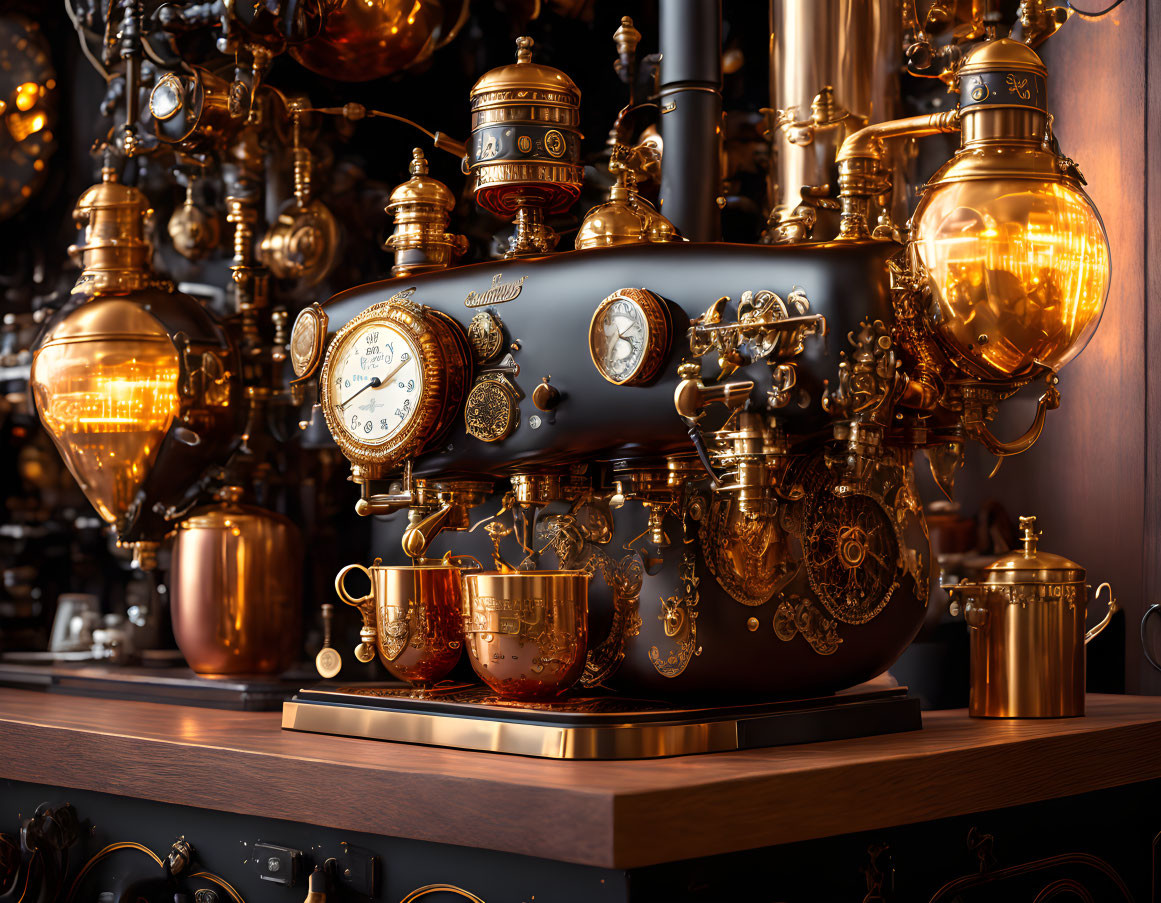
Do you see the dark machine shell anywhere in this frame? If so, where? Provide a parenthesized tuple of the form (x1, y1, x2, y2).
(319, 240, 931, 697)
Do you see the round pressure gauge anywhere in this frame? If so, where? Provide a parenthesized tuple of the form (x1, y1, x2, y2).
(588, 288, 671, 386)
(320, 299, 470, 476)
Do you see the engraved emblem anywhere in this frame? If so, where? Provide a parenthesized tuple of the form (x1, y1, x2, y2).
(517, 134, 532, 153)
(464, 377, 516, 442)
(543, 129, 566, 157)
(1005, 73, 1031, 100)
(465, 273, 528, 308)
(382, 600, 412, 661)
(968, 76, 989, 102)
(477, 132, 501, 160)
(314, 646, 341, 678)
(467, 311, 504, 363)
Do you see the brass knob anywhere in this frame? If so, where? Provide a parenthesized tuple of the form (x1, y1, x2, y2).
(532, 377, 560, 411)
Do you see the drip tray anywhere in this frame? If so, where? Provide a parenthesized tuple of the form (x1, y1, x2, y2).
(281, 683, 922, 759)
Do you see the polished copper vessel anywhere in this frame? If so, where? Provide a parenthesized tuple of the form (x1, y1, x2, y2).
(462, 570, 588, 700)
(946, 516, 1117, 718)
(335, 559, 465, 687)
(170, 487, 303, 675)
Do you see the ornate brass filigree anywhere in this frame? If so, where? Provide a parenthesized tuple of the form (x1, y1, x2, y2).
(649, 552, 702, 678)
(699, 494, 798, 606)
(773, 596, 842, 655)
(464, 376, 518, 443)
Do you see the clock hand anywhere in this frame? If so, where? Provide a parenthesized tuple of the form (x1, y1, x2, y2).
(338, 355, 411, 410)
(339, 376, 381, 410)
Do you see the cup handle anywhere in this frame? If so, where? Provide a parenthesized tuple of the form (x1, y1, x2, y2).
(1084, 582, 1118, 645)
(1141, 603, 1161, 672)
(335, 564, 378, 663)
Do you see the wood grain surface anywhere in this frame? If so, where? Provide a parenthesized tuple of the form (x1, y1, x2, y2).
(0, 690, 1160, 869)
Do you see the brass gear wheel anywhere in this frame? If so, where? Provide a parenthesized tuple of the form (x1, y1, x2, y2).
(804, 492, 900, 625)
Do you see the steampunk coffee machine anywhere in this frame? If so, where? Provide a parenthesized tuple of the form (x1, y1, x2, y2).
(6, 0, 1111, 749)
(281, 2, 1110, 754)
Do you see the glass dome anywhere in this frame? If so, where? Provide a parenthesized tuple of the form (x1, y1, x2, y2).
(31, 302, 181, 526)
(912, 178, 1110, 379)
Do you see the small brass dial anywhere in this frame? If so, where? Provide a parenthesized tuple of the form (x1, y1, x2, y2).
(319, 299, 470, 476)
(588, 287, 671, 386)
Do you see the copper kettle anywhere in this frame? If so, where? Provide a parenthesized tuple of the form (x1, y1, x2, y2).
(170, 487, 302, 676)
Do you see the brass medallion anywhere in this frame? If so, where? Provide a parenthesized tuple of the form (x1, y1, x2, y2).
(314, 646, 341, 678)
(464, 377, 517, 442)
(467, 310, 504, 364)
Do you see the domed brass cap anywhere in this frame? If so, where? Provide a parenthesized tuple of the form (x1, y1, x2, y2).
(959, 37, 1047, 79)
(386, 148, 456, 215)
(575, 190, 679, 250)
(470, 36, 580, 107)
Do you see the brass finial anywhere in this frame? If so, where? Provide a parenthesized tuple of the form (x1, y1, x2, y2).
(614, 16, 641, 58)
(515, 36, 534, 63)
(409, 147, 429, 176)
(1019, 515, 1041, 554)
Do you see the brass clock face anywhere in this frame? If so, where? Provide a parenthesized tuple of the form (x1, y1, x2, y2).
(588, 288, 671, 386)
(319, 300, 470, 475)
(327, 321, 423, 445)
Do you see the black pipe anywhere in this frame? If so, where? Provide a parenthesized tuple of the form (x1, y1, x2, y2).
(658, 0, 722, 242)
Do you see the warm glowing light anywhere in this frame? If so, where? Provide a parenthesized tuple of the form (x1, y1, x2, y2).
(912, 178, 1110, 378)
(32, 338, 180, 524)
(8, 111, 46, 142)
(14, 81, 39, 112)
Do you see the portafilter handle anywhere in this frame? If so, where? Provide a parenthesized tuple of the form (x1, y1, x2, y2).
(334, 562, 379, 663)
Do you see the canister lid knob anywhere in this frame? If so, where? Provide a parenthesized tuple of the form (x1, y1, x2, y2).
(1018, 515, 1041, 554)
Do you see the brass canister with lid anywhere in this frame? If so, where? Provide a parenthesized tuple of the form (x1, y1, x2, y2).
(946, 516, 1117, 718)
(468, 36, 583, 256)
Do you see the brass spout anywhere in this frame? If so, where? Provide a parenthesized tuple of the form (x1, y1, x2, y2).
(835, 110, 961, 164)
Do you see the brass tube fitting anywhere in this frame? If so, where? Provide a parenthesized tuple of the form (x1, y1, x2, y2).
(836, 110, 960, 238)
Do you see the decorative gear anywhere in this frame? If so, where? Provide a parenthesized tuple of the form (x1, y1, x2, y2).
(804, 491, 900, 625)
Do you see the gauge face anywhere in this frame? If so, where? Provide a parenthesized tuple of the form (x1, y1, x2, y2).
(318, 299, 471, 478)
(588, 288, 671, 386)
(328, 322, 422, 445)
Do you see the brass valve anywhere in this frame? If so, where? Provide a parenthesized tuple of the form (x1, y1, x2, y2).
(673, 361, 753, 421)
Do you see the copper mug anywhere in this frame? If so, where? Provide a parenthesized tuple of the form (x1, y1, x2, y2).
(336, 557, 475, 688)
(461, 569, 589, 700)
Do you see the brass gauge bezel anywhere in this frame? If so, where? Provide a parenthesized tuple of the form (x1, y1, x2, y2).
(319, 299, 470, 476)
(588, 287, 672, 386)
(289, 302, 328, 383)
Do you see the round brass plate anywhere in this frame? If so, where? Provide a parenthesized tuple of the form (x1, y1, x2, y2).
(290, 303, 328, 380)
(464, 378, 516, 442)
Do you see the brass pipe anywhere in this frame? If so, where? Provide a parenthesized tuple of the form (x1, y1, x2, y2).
(836, 110, 960, 238)
(835, 110, 960, 164)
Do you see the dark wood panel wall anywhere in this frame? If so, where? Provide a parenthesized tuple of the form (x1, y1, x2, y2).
(950, 4, 1152, 692)
(962, 3, 1154, 692)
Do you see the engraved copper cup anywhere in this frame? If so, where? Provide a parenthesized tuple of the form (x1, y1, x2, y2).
(335, 558, 470, 688)
(461, 570, 588, 700)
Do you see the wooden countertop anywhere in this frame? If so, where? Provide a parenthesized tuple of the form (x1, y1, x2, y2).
(0, 690, 1159, 869)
